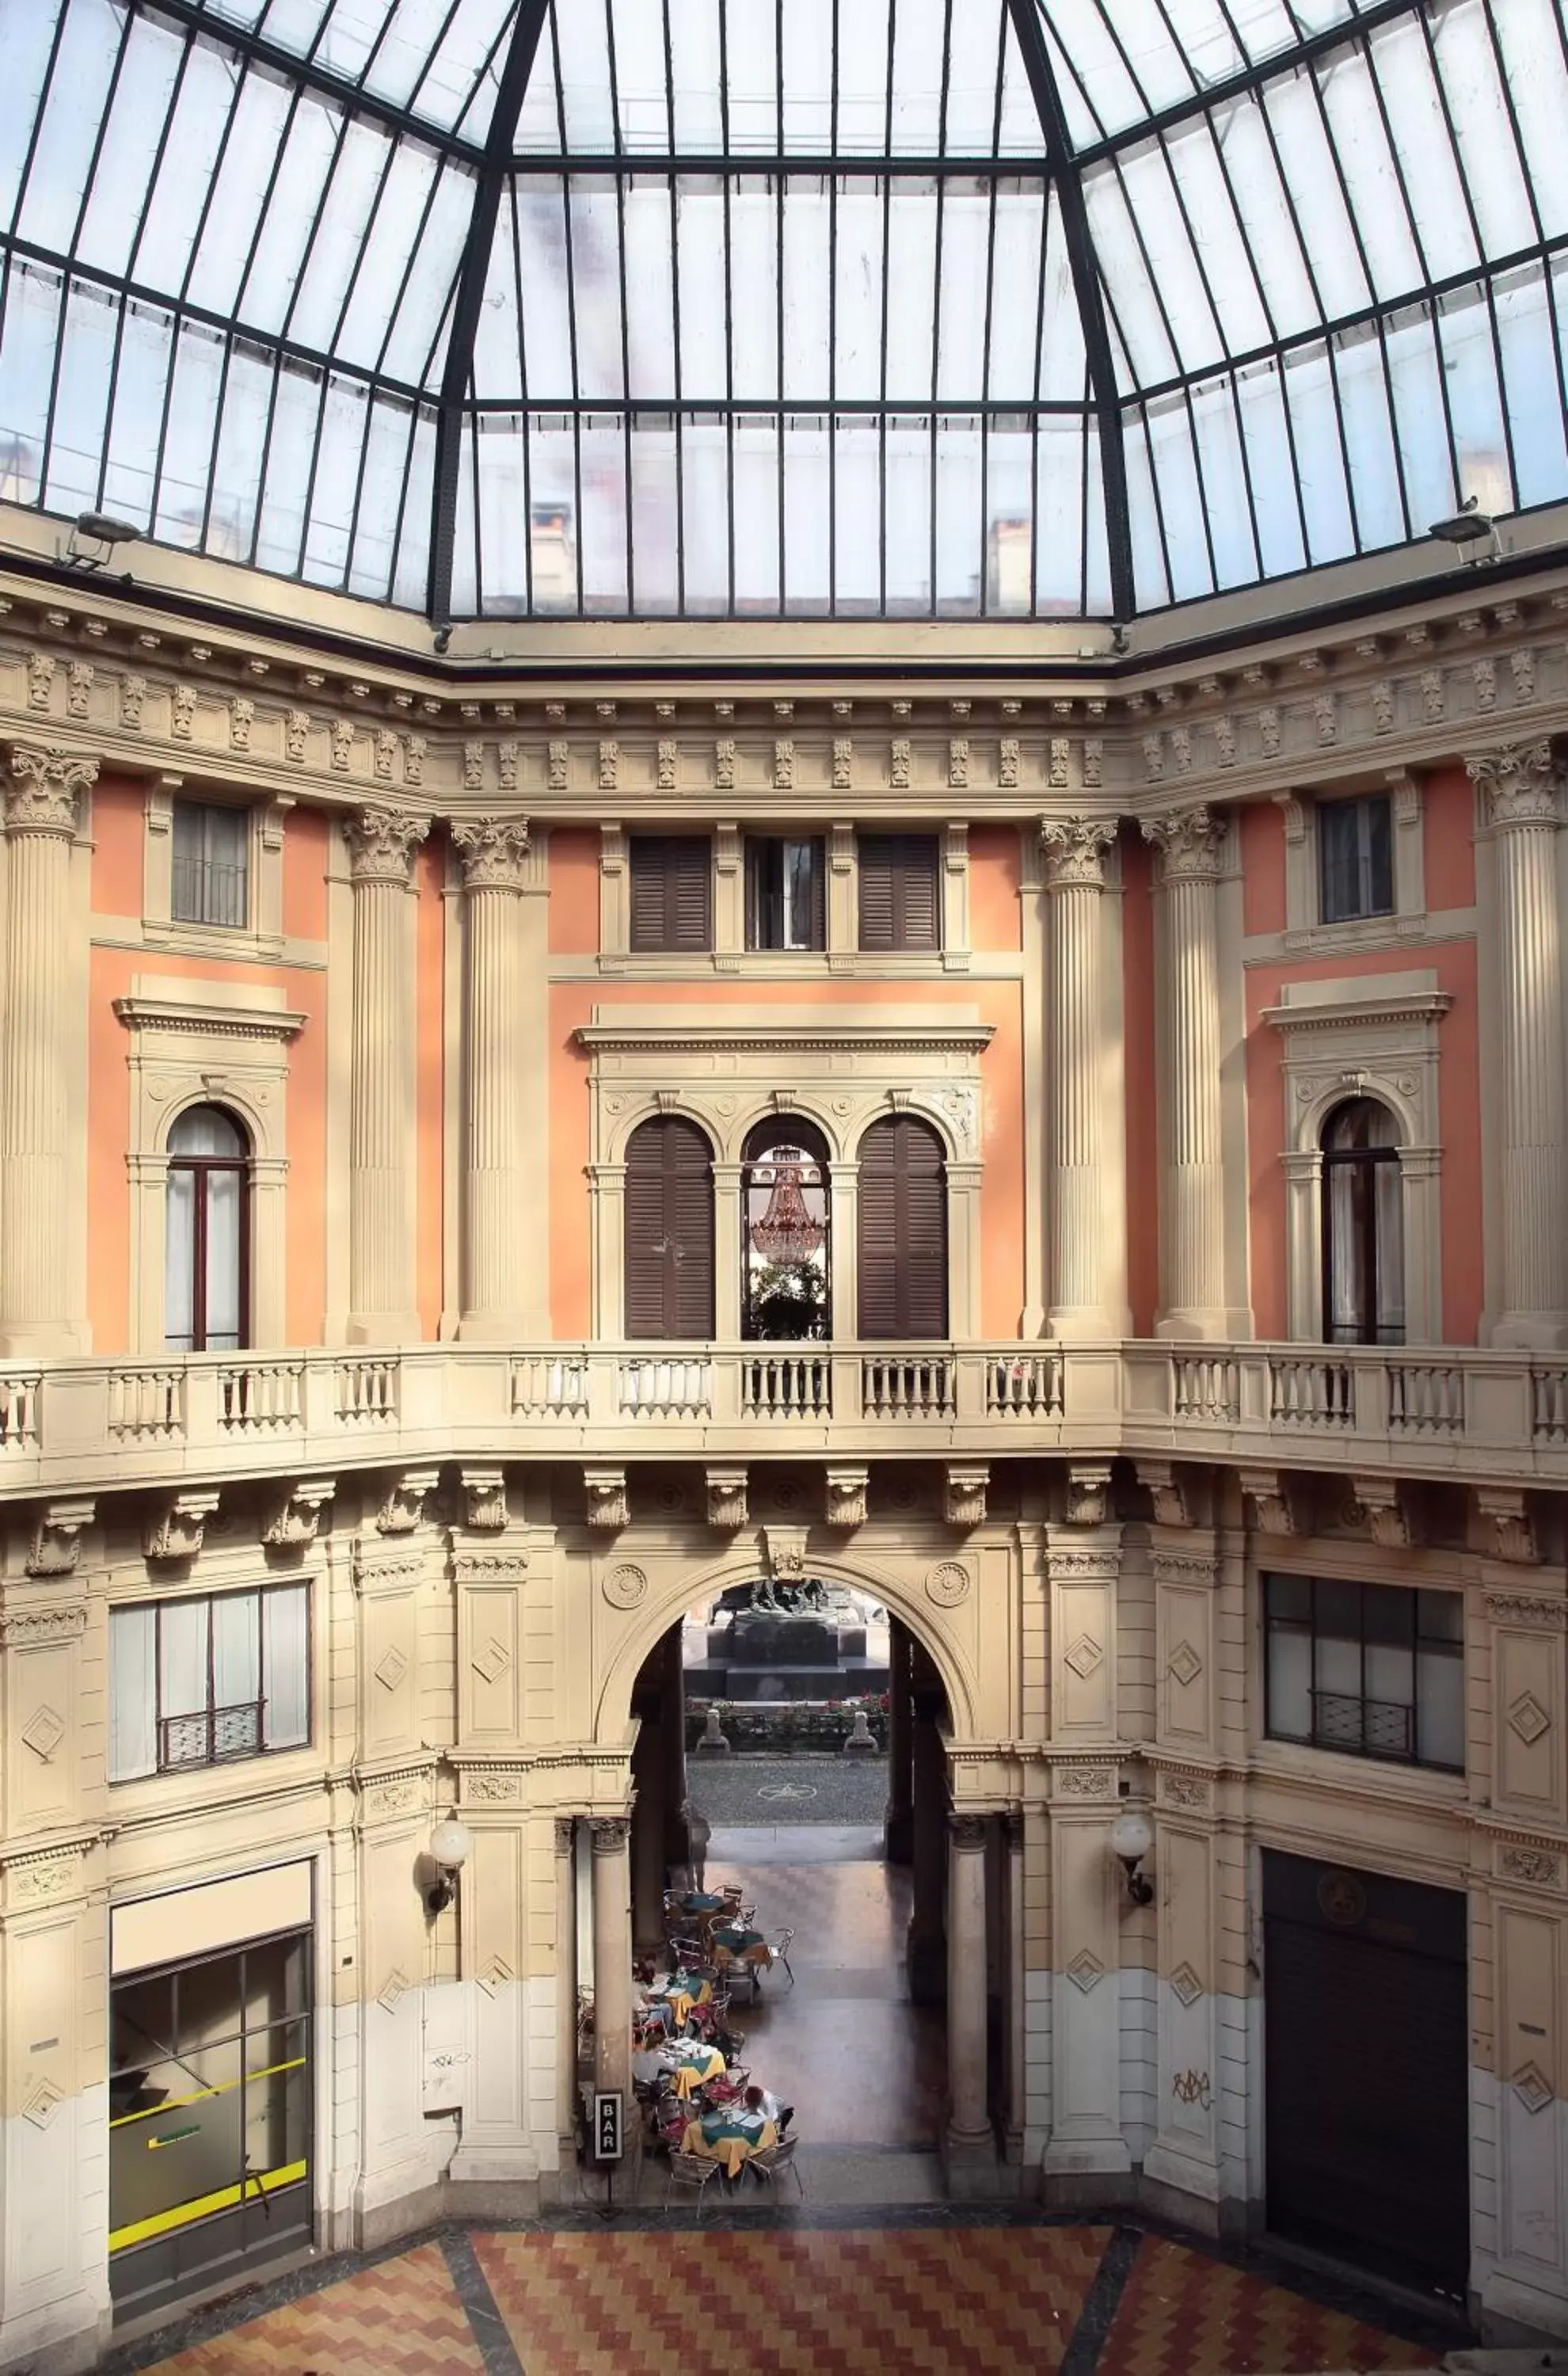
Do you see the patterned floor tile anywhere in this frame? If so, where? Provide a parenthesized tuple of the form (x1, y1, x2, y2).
(477, 2225, 1109, 2375)
(136, 2241, 487, 2376)
(1096, 2237, 1441, 2376)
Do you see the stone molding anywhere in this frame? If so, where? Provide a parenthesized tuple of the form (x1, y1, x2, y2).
(1040, 813, 1117, 889)
(3, 741, 97, 834)
(343, 806, 430, 883)
(452, 814, 531, 890)
(1467, 739, 1559, 829)
(1142, 802, 1226, 881)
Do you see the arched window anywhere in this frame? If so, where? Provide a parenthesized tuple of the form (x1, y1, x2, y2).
(857, 1114, 948, 1339)
(623, 1116, 715, 1339)
(166, 1106, 249, 1352)
(1322, 1098, 1404, 1346)
(741, 1118, 831, 1339)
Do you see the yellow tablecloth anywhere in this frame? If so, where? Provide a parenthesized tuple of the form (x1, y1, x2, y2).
(681, 2116, 777, 2180)
(666, 2047, 724, 2099)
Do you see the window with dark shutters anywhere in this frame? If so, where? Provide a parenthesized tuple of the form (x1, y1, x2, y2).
(629, 836, 712, 951)
(856, 1114, 947, 1338)
(857, 833, 940, 950)
(623, 1116, 715, 1338)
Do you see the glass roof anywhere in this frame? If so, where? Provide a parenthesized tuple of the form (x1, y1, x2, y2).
(0, 0, 1565, 622)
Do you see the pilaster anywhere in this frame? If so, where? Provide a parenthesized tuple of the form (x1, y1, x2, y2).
(1144, 805, 1227, 1340)
(1041, 816, 1128, 1338)
(344, 807, 429, 1343)
(452, 817, 546, 1338)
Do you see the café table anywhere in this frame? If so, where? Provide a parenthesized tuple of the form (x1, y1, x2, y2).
(647, 1970, 710, 2030)
(660, 2039, 725, 2100)
(679, 1891, 728, 1916)
(681, 2109, 777, 2180)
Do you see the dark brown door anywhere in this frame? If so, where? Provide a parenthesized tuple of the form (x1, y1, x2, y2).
(1263, 1849, 1468, 2299)
(857, 1115, 947, 1338)
(623, 1117, 714, 1338)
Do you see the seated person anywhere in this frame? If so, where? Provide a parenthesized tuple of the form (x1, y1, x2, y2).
(632, 1978, 676, 2035)
(631, 2028, 665, 2089)
(744, 2081, 794, 2138)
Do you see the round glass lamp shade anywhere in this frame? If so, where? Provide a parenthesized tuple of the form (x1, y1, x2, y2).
(430, 1817, 474, 1871)
(1108, 1809, 1154, 1865)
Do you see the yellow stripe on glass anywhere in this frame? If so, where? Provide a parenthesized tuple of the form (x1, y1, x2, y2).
(108, 2160, 306, 2252)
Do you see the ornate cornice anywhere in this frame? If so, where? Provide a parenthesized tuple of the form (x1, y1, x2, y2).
(574, 1019, 994, 1057)
(4, 742, 97, 836)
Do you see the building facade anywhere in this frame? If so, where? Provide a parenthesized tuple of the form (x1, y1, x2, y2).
(3, 547, 1568, 2366)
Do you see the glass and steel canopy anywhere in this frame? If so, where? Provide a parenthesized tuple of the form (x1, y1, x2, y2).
(0, 0, 1564, 623)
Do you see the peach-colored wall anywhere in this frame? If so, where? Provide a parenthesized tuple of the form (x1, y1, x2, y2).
(416, 843, 446, 1339)
(91, 775, 144, 916)
(1245, 939, 1482, 1343)
(284, 805, 330, 940)
(969, 828, 1022, 951)
(1239, 801, 1285, 936)
(1425, 763, 1477, 912)
(549, 977, 1026, 1338)
(548, 828, 601, 953)
(1121, 829, 1159, 1335)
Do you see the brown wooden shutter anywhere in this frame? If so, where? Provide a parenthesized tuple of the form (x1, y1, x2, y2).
(856, 1115, 948, 1338)
(858, 834, 939, 950)
(623, 1117, 714, 1338)
(808, 838, 827, 948)
(629, 837, 712, 951)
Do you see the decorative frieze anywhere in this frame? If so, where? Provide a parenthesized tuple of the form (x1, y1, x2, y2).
(0, 1601, 87, 1648)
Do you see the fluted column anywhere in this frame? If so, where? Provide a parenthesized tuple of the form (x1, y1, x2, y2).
(1042, 816, 1125, 1338)
(945, 1812, 995, 2182)
(344, 807, 428, 1342)
(452, 817, 536, 1338)
(0, 745, 95, 1354)
(884, 1614, 913, 1865)
(1470, 743, 1568, 1346)
(1143, 804, 1227, 1339)
(590, 1817, 634, 2108)
(555, 1818, 579, 2153)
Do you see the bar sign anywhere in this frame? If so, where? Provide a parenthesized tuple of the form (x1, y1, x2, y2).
(593, 2089, 622, 2163)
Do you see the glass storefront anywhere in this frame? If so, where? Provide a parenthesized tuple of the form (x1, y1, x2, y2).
(108, 1927, 312, 2316)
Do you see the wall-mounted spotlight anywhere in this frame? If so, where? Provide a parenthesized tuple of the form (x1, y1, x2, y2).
(1108, 1807, 1155, 1906)
(60, 511, 142, 572)
(424, 1814, 473, 1915)
(1428, 495, 1500, 565)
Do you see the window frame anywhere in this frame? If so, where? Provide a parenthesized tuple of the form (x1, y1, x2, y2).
(165, 1106, 251, 1354)
(170, 798, 251, 931)
(1318, 792, 1395, 926)
(108, 1583, 313, 1784)
(1320, 1097, 1405, 1348)
(744, 835, 826, 952)
(1262, 1572, 1463, 1774)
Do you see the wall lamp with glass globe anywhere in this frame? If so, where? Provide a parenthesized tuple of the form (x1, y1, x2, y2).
(1108, 1807, 1155, 1907)
(424, 1814, 473, 1916)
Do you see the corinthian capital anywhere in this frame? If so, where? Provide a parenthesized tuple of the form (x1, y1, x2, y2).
(1041, 813, 1117, 889)
(5, 744, 98, 836)
(1143, 802, 1224, 881)
(1467, 740, 1559, 829)
(452, 814, 531, 891)
(344, 805, 430, 883)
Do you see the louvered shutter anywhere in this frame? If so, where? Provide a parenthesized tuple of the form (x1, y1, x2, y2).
(857, 1115, 947, 1338)
(858, 837, 896, 950)
(896, 836, 940, 950)
(858, 834, 940, 951)
(629, 838, 712, 951)
(808, 840, 827, 948)
(623, 1118, 714, 1338)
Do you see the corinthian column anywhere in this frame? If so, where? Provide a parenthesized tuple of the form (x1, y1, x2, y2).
(344, 808, 428, 1342)
(1042, 816, 1126, 1338)
(1, 745, 96, 1354)
(1143, 805, 1227, 1339)
(452, 817, 542, 1338)
(1469, 741, 1568, 1345)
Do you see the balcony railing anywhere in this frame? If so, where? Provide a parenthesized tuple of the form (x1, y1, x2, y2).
(0, 1340, 1563, 1497)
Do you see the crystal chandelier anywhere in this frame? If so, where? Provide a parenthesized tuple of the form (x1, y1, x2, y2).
(749, 1153, 825, 1261)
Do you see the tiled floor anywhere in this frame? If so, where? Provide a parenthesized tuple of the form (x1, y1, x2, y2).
(120, 2225, 1448, 2376)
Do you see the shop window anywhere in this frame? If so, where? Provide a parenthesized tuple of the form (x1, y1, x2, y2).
(1322, 1096, 1404, 1346)
(858, 832, 940, 951)
(628, 835, 711, 951)
(857, 1113, 947, 1337)
(108, 1584, 310, 1781)
(166, 1105, 249, 1352)
(1319, 794, 1393, 924)
(746, 836, 824, 950)
(171, 799, 249, 929)
(741, 1117, 831, 1338)
(623, 1114, 715, 1338)
(1264, 1574, 1463, 1772)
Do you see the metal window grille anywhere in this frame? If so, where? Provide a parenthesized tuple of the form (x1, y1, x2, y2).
(158, 1700, 264, 1771)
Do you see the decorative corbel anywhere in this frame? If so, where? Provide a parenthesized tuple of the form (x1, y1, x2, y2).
(825, 1468, 869, 1529)
(144, 1491, 221, 1564)
(944, 1465, 988, 1529)
(1238, 1466, 1296, 1538)
(262, 1477, 335, 1550)
(1135, 1460, 1188, 1529)
(375, 1468, 440, 1536)
(1349, 1475, 1410, 1549)
(1478, 1486, 1538, 1566)
(1064, 1464, 1113, 1528)
(25, 1497, 95, 1578)
(764, 1525, 808, 1581)
(706, 1468, 748, 1530)
(584, 1467, 629, 1531)
(459, 1468, 508, 1531)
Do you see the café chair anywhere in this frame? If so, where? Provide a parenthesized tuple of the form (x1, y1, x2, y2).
(749, 2137, 805, 2199)
(769, 1925, 796, 1983)
(664, 2150, 721, 2222)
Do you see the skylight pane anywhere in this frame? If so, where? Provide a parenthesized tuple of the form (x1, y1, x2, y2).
(151, 318, 226, 550)
(13, 0, 120, 256)
(1498, 264, 1568, 510)
(836, 0, 893, 154)
(1333, 329, 1406, 548)
(984, 417, 1034, 612)
(1261, 73, 1368, 321)
(555, 0, 618, 151)
(1433, 4, 1534, 261)
(675, 180, 728, 402)
(182, 74, 297, 318)
(1494, 0, 1568, 240)
(1208, 99, 1319, 345)
(987, 185, 1048, 400)
(834, 413, 881, 607)
(669, 0, 724, 152)
(936, 187, 991, 402)
(782, 413, 829, 607)
(1315, 53, 1423, 303)
(997, 15, 1045, 157)
(728, 185, 778, 400)
(782, 187, 830, 402)
(885, 417, 931, 607)
(43, 275, 114, 518)
(1122, 410, 1170, 606)
(74, 16, 181, 283)
(1367, 19, 1479, 282)
(733, 416, 781, 607)
(1236, 363, 1307, 573)
(290, 120, 393, 354)
(682, 416, 730, 609)
(102, 299, 175, 531)
(882, 185, 938, 400)
(781, 0, 834, 154)
(1144, 394, 1211, 598)
(350, 394, 420, 595)
(630, 417, 680, 607)
(515, 178, 576, 401)
(390, 404, 435, 606)
(514, 10, 565, 151)
(302, 374, 371, 584)
(1284, 337, 1357, 561)
(567, 184, 626, 400)
(934, 416, 982, 611)
(238, 101, 342, 336)
(725, 0, 777, 157)
(945, 0, 1008, 156)
(833, 188, 885, 401)
(623, 181, 677, 397)
(1189, 376, 1257, 586)
(579, 412, 629, 607)
(607, 0, 670, 153)
(889, 0, 946, 154)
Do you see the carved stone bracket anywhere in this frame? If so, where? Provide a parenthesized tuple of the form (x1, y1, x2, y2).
(261, 1476, 334, 1550)
(944, 1464, 988, 1529)
(825, 1467, 869, 1529)
(584, 1467, 629, 1531)
(460, 1467, 508, 1531)
(1477, 1486, 1538, 1566)
(705, 1467, 748, 1530)
(1136, 1460, 1189, 1528)
(1350, 1475, 1410, 1549)
(1238, 1466, 1297, 1537)
(1064, 1463, 1113, 1527)
(143, 1490, 220, 1564)
(25, 1496, 95, 1577)
(763, 1524, 809, 1582)
(376, 1468, 439, 1535)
